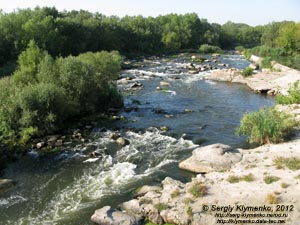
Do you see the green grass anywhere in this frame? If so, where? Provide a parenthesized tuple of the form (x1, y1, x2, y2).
(273, 157, 300, 171)
(236, 107, 297, 145)
(276, 81, 300, 105)
(171, 189, 180, 198)
(242, 173, 255, 182)
(227, 173, 255, 183)
(188, 183, 208, 198)
(240, 67, 254, 77)
(264, 175, 280, 184)
(154, 203, 169, 212)
(227, 175, 240, 183)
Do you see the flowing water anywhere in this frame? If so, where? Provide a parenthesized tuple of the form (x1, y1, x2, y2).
(0, 54, 274, 225)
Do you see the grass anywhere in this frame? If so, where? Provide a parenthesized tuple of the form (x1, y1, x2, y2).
(295, 174, 300, 179)
(227, 175, 240, 183)
(140, 198, 153, 204)
(273, 157, 300, 171)
(154, 203, 169, 212)
(264, 175, 280, 184)
(242, 173, 255, 182)
(281, 182, 289, 189)
(188, 183, 208, 198)
(227, 173, 255, 183)
(186, 205, 193, 217)
(240, 67, 254, 77)
(265, 193, 280, 204)
(276, 81, 300, 105)
(236, 107, 297, 145)
(171, 189, 180, 198)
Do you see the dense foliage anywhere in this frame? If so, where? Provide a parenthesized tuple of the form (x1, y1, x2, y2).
(236, 107, 297, 145)
(244, 22, 300, 69)
(0, 41, 122, 145)
(0, 7, 288, 77)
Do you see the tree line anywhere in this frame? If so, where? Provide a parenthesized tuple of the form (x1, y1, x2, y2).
(1, 7, 299, 76)
(0, 7, 299, 147)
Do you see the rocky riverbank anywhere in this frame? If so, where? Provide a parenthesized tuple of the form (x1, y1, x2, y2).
(91, 130, 300, 225)
(205, 55, 300, 95)
(90, 55, 300, 225)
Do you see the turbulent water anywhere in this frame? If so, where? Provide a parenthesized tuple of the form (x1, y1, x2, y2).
(0, 54, 274, 225)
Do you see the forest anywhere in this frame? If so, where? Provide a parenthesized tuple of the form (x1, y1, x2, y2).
(0, 6, 299, 146)
(1, 7, 299, 77)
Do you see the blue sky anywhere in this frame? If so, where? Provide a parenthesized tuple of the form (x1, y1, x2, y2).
(1, 0, 300, 26)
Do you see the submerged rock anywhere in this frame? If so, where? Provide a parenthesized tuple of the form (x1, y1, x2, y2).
(91, 206, 142, 225)
(179, 143, 242, 173)
(0, 179, 16, 194)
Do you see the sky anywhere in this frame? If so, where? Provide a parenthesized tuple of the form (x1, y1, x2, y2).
(1, 0, 300, 26)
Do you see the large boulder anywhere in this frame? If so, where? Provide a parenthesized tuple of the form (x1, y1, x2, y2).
(135, 185, 162, 197)
(179, 144, 242, 173)
(0, 179, 16, 194)
(91, 206, 142, 225)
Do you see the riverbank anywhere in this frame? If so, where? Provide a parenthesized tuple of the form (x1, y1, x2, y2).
(205, 55, 300, 95)
(91, 105, 300, 225)
(90, 56, 300, 225)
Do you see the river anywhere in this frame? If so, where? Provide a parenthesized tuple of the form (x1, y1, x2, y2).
(0, 54, 274, 225)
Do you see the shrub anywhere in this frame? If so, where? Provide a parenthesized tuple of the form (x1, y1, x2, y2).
(260, 57, 272, 69)
(273, 157, 300, 171)
(188, 182, 208, 198)
(240, 67, 254, 77)
(0, 43, 123, 145)
(236, 107, 297, 145)
(199, 44, 223, 54)
(242, 173, 255, 182)
(227, 175, 240, 183)
(235, 46, 245, 52)
(265, 193, 279, 204)
(154, 203, 169, 212)
(275, 81, 300, 104)
(264, 175, 280, 184)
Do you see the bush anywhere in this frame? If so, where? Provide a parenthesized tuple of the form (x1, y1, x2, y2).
(0, 43, 123, 145)
(264, 175, 280, 184)
(240, 67, 254, 77)
(235, 46, 245, 52)
(275, 81, 300, 104)
(260, 57, 272, 69)
(273, 157, 300, 171)
(236, 107, 297, 145)
(188, 182, 208, 198)
(199, 44, 223, 54)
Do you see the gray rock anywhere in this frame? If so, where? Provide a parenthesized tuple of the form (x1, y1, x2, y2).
(179, 143, 242, 173)
(120, 199, 143, 216)
(36, 142, 46, 149)
(142, 204, 164, 225)
(91, 206, 141, 225)
(0, 179, 16, 194)
(160, 81, 170, 86)
(135, 185, 162, 197)
(116, 137, 130, 146)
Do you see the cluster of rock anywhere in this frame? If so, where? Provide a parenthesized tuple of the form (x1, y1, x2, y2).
(206, 55, 300, 95)
(91, 136, 300, 224)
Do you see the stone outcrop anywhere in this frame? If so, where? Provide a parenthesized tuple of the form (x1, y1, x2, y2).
(178, 143, 242, 173)
(206, 68, 300, 95)
(0, 179, 16, 194)
(91, 206, 142, 225)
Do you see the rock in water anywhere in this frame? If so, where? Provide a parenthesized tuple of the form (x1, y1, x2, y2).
(116, 137, 130, 146)
(0, 179, 16, 194)
(91, 206, 141, 225)
(179, 143, 242, 173)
